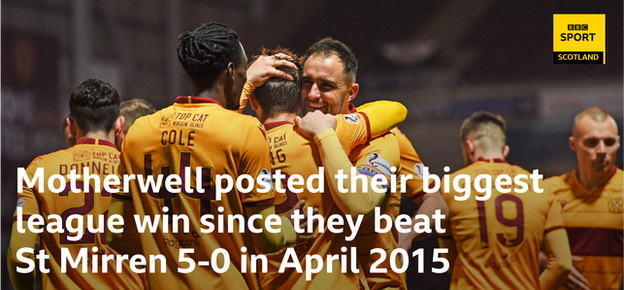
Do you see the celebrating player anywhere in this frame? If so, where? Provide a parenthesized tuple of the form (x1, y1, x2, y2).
(300, 37, 448, 290)
(438, 111, 571, 289)
(244, 48, 408, 289)
(8, 79, 145, 290)
(108, 23, 301, 289)
(544, 107, 622, 290)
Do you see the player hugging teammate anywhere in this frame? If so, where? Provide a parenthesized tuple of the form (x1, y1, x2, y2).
(8, 21, 622, 290)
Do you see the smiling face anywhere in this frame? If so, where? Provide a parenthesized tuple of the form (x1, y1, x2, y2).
(570, 115, 620, 173)
(300, 54, 358, 115)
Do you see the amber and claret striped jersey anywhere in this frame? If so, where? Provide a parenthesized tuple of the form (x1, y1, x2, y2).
(441, 159, 565, 290)
(14, 138, 144, 290)
(545, 167, 623, 290)
(259, 112, 373, 290)
(118, 96, 275, 290)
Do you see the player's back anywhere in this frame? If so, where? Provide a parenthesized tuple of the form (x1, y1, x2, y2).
(545, 168, 623, 290)
(120, 96, 274, 289)
(259, 117, 370, 290)
(442, 159, 563, 290)
(16, 138, 144, 290)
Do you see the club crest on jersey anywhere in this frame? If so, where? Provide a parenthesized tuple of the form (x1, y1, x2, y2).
(608, 197, 623, 213)
(414, 163, 424, 178)
(159, 114, 175, 129)
(73, 150, 91, 162)
(15, 198, 24, 209)
(366, 152, 393, 176)
(343, 114, 360, 125)
(258, 168, 273, 189)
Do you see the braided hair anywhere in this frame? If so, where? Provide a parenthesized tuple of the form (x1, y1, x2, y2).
(177, 22, 244, 88)
(69, 78, 121, 134)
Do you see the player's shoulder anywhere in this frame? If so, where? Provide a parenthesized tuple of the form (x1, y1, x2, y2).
(337, 112, 365, 125)
(610, 167, 623, 186)
(544, 170, 574, 194)
(221, 108, 266, 134)
(127, 104, 173, 133)
(30, 147, 74, 166)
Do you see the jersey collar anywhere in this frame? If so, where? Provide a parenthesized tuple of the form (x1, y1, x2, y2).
(570, 165, 619, 196)
(75, 138, 116, 149)
(175, 96, 223, 107)
(476, 157, 508, 164)
(264, 121, 294, 131)
(349, 103, 357, 113)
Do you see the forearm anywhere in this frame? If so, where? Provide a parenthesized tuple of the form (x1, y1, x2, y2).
(540, 229, 572, 290)
(315, 129, 385, 216)
(411, 191, 448, 241)
(245, 205, 297, 254)
(238, 81, 255, 113)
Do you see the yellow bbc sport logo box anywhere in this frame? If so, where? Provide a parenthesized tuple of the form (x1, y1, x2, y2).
(553, 14, 605, 64)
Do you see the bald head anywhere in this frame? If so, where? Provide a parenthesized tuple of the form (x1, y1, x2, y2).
(570, 107, 620, 177)
(573, 107, 618, 137)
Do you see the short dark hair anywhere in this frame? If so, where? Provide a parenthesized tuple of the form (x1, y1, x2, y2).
(69, 79, 121, 134)
(304, 38, 358, 83)
(177, 22, 244, 88)
(253, 48, 302, 117)
(120, 99, 157, 132)
(460, 111, 506, 145)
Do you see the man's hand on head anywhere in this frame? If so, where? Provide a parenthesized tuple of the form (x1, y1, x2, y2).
(295, 111, 337, 139)
(246, 54, 297, 88)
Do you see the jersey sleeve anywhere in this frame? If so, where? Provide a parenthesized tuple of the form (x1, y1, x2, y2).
(14, 158, 43, 220)
(335, 112, 371, 154)
(240, 120, 275, 206)
(544, 196, 565, 234)
(356, 100, 407, 137)
(238, 81, 255, 114)
(392, 128, 429, 201)
(351, 133, 402, 181)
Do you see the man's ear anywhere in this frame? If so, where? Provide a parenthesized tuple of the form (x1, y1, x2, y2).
(114, 116, 125, 137)
(68, 117, 77, 136)
(345, 82, 359, 103)
(227, 62, 236, 80)
(249, 94, 259, 111)
(569, 136, 576, 152)
(466, 139, 476, 156)
(503, 145, 510, 158)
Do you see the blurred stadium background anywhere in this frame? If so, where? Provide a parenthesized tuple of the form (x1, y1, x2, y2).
(2, 1, 622, 289)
